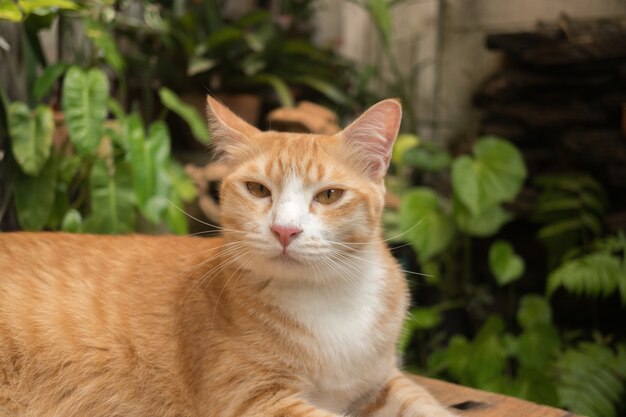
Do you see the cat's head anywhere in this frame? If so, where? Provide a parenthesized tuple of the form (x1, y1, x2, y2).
(209, 97, 401, 280)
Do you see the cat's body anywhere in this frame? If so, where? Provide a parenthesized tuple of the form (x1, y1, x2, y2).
(0, 99, 454, 417)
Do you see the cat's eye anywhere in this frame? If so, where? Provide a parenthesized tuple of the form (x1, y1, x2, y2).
(315, 189, 344, 205)
(246, 182, 271, 198)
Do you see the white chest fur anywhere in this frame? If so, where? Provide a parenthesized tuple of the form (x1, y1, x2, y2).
(267, 251, 393, 413)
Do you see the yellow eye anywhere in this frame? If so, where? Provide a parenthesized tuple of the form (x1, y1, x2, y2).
(246, 182, 271, 198)
(315, 189, 344, 205)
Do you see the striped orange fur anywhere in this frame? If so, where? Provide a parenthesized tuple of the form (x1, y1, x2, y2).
(0, 98, 455, 417)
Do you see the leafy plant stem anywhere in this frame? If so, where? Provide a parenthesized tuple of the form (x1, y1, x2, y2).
(463, 234, 472, 287)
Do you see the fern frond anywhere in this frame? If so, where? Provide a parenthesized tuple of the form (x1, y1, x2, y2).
(547, 252, 625, 304)
(557, 342, 626, 417)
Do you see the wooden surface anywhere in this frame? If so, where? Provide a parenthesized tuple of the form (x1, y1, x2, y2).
(410, 375, 578, 417)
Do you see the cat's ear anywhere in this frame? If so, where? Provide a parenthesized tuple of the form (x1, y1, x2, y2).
(338, 98, 402, 180)
(206, 96, 260, 160)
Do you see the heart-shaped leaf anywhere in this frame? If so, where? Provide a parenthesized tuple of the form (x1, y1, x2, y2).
(452, 136, 527, 215)
(400, 187, 454, 262)
(489, 240, 525, 286)
(62, 66, 109, 156)
(454, 198, 511, 237)
(8, 102, 53, 176)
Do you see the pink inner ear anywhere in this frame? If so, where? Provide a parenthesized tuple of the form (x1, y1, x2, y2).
(340, 99, 402, 179)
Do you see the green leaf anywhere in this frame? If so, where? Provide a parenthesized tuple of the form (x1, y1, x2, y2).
(62, 67, 109, 156)
(403, 143, 452, 172)
(451, 136, 527, 215)
(187, 56, 216, 76)
(0, 1, 23, 22)
(516, 295, 552, 330)
(167, 160, 196, 203)
(8, 102, 53, 176)
(399, 187, 454, 262)
(165, 192, 188, 234)
(249, 74, 294, 108)
(85, 19, 125, 73)
(557, 342, 625, 417)
(61, 208, 82, 232)
(14, 155, 56, 230)
(391, 133, 420, 167)
(547, 251, 623, 302)
(489, 240, 525, 286)
(126, 114, 153, 209)
(367, 0, 392, 46)
(288, 75, 353, 106)
(453, 199, 511, 237)
(18, 0, 79, 14)
(83, 158, 135, 234)
(158, 87, 210, 144)
(398, 307, 442, 352)
(33, 62, 69, 102)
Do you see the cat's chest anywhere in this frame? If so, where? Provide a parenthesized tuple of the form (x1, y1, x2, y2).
(268, 265, 393, 411)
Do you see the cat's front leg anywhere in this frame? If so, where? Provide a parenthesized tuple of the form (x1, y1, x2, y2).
(360, 371, 456, 417)
(233, 390, 345, 417)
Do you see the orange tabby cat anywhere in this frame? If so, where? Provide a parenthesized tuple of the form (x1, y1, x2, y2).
(0, 98, 455, 417)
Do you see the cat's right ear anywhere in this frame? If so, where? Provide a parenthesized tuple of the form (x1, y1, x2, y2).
(206, 96, 260, 160)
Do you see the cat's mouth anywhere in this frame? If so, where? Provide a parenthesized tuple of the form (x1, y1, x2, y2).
(272, 252, 302, 265)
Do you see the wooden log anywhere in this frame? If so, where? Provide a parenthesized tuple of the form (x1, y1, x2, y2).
(483, 102, 608, 129)
(560, 129, 626, 187)
(410, 375, 577, 417)
(485, 17, 626, 69)
(474, 69, 617, 105)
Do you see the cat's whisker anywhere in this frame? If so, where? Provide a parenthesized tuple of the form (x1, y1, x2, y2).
(165, 198, 243, 234)
(210, 250, 252, 329)
(181, 243, 250, 309)
(328, 248, 435, 279)
(323, 217, 426, 247)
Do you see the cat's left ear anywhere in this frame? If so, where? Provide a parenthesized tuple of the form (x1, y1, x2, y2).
(206, 96, 261, 160)
(338, 98, 402, 180)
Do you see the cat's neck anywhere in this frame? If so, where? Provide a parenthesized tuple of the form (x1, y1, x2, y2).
(261, 242, 387, 315)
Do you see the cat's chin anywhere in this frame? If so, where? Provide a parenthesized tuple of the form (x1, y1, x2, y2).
(271, 253, 302, 265)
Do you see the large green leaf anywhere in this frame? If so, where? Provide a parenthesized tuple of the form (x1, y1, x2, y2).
(444, 316, 508, 391)
(0, 1, 23, 22)
(33, 62, 69, 102)
(452, 137, 527, 215)
(399, 187, 454, 262)
(62, 67, 109, 156)
(83, 159, 135, 234)
(17, 0, 79, 14)
(8, 102, 53, 176)
(516, 295, 552, 330)
(489, 240, 525, 286)
(14, 155, 56, 230)
(453, 198, 510, 237)
(158, 87, 210, 144)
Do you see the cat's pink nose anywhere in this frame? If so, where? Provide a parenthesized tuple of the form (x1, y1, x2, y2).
(271, 225, 302, 247)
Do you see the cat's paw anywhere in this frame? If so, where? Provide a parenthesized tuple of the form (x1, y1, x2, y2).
(407, 404, 458, 417)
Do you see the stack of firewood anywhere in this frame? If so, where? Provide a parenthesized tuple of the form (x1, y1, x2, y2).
(475, 15, 626, 190)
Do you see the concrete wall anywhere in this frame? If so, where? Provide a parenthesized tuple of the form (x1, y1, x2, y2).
(315, 0, 626, 141)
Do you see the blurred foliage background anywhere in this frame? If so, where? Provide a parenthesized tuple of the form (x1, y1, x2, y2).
(0, 1, 625, 416)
